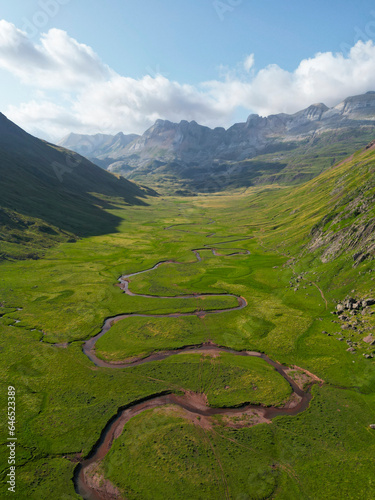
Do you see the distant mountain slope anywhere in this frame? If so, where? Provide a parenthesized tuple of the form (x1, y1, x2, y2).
(58, 132, 115, 156)
(0, 113, 156, 259)
(58, 132, 140, 160)
(63, 92, 375, 193)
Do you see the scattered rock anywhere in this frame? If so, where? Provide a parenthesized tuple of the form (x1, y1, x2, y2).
(338, 315, 349, 321)
(363, 335, 375, 345)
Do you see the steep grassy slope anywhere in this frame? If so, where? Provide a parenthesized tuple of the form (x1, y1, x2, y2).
(0, 113, 156, 258)
(244, 139, 375, 266)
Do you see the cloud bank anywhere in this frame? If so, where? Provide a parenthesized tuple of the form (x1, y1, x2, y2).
(1, 20, 375, 139)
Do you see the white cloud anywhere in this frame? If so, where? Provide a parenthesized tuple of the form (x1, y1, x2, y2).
(246, 42, 375, 115)
(6, 100, 84, 139)
(72, 75, 226, 133)
(0, 20, 112, 90)
(243, 53, 255, 72)
(2, 19, 375, 139)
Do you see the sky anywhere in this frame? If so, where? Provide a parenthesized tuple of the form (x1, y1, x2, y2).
(1, 0, 375, 140)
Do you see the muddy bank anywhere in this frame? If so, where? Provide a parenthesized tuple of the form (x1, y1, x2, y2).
(75, 344, 319, 500)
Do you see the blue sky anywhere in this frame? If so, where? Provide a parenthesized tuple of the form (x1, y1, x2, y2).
(1, 0, 375, 139)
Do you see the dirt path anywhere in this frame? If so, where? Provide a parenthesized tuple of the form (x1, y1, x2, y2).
(310, 281, 328, 309)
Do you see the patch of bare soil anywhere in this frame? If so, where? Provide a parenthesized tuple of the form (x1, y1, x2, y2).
(284, 392, 303, 409)
(173, 391, 209, 412)
(218, 409, 270, 429)
(83, 461, 123, 500)
(286, 366, 324, 391)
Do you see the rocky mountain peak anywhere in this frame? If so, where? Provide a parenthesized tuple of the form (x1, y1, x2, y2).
(334, 91, 375, 116)
(292, 103, 329, 123)
(245, 114, 264, 128)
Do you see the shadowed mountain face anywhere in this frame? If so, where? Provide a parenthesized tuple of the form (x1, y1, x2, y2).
(0, 113, 156, 258)
(60, 92, 375, 193)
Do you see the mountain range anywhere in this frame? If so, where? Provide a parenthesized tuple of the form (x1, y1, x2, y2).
(59, 92, 375, 193)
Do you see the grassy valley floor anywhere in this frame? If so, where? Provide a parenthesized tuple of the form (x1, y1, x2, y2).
(1, 186, 375, 499)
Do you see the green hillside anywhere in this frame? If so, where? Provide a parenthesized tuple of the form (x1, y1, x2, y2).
(0, 113, 156, 259)
(244, 139, 375, 266)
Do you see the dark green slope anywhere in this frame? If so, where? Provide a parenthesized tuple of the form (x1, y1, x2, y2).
(0, 113, 157, 258)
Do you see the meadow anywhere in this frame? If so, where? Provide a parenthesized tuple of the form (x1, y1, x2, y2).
(1, 154, 375, 499)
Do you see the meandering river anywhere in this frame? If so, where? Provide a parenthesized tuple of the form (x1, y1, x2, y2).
(74, 243, 320, 499)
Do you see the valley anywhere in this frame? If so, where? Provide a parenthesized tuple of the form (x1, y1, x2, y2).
(2, 3, 375, 498)
(1, 138, 375, 498)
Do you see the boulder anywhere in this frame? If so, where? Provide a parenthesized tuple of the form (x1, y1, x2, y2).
(370, 424, 375, 429)
(363, 335, 375, 345)
(362, 298, 375, 307)
(336, 304, 345, 312)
